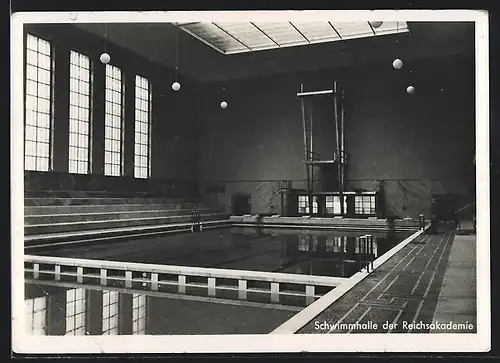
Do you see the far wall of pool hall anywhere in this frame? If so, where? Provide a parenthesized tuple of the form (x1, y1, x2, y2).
(23, 23, 475, 222)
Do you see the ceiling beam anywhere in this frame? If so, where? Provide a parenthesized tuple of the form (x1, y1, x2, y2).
(367, 22, 376, 35)
(178, 25, 226, 54)
(211, 23, 253, 52)
(250, 22, 280, 47)
(289, 22, 310, 43)
(328, 22, 342, 39)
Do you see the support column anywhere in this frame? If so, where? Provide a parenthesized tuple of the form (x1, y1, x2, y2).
(123, 74, 136, 177)
(334, 81, 344, 215)
(52, 42, 70, 172)
(118, 293, 133, 335)
(91, 60, 106, 175)
(309, 107, 314, 201)
(86, 290, 103, 335)
(377, 179, 386, 218)
(47, 291, 66, 335)
(299, 84, 313, 214)
(340, 89, 346, 191)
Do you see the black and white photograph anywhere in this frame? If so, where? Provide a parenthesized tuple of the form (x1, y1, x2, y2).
(11, 10, 490, 354)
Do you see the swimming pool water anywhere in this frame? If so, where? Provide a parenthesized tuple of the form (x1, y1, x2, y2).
(34, 227, 411, 279)
(25, 227, 413, 336)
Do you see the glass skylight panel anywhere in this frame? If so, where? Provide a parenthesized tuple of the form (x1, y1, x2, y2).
(182, 23, 247, 53)
(292, 22, 341, 42)
(253, 22, 308, 46)
(215, 22, 275, 50)
(371, 21, 408, 35)
(331, 22, 373, 38)
(178, 21, 409, 54)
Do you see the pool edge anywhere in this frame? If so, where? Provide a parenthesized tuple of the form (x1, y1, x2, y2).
(269, 224, 429, 334)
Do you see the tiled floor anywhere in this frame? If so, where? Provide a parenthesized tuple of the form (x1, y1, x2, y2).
(298, 224, 476, 334)
(430, 234, 476, 333)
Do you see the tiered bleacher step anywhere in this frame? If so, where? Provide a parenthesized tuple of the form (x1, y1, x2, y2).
(24, 190, 201, 206)
(25, 208, 218, 224)
(25, 190, 231, 248)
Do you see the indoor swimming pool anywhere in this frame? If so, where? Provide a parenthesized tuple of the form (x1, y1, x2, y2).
(24, 227, 413, 332)
(32, 227, 412, 279)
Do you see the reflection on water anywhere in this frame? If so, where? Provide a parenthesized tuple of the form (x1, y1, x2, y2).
(133, 294, 147, 334)
(25, 228, 409, 335)
(101, 291, 119, 335)
(36, 227, 407, 279)
(24, 284, 148, 336)
(24, 283, 296, 336)
(66, 288, 86, 336)
(24, 285, 150, 336)
(25, 295, 47, 335)
(259, 233, 387, 277)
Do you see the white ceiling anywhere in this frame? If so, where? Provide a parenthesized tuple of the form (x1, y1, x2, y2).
(177, 21, 408, 54)
(72, 22, 474, 83)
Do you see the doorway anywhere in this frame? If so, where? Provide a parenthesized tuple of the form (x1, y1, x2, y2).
(231, 194, 251, 215)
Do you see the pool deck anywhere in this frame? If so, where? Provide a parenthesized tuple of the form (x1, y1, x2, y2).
(293, 224, 477, 334)
(430, 233, 476, 332)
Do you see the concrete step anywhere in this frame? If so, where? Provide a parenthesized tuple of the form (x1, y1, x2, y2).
(24, 189, 198, 199)
(24, 208, 219, 224)
(24, 213, 231, 235)
(24, 197, 201, 207)
(24, 220, 233, 248)
(24, 203, 177, 215)
(231, 216, 420, 227)
(24, 203, 219, 215)
(24, 190, 162, 198)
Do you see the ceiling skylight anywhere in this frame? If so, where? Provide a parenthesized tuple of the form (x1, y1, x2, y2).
(177, 21, 409, 55)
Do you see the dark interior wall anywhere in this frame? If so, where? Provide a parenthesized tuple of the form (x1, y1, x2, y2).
(24, 24, 199, 194)
(343, 56, 475, 184)
(197, 54, 475, 217)
(23, 24, 476, 217)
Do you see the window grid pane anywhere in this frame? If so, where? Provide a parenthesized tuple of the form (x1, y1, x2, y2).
(104, 64, 123, 176)
(65, 288, 86, 336)
(298, 195, 318, 214)
(325, 195, 347, 214)
(325, 236, 347, 253)
(134, 75, 150, 179)
(354, 195, 376, 215)
(298, 236, 310, 251)
(25, 34, 52, 171)
(102, 291, 119, 335)
(68, 50, 91, 174)
(132, 294, 147, 335)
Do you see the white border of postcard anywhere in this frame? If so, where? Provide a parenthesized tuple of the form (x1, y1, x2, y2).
(11, 9, 490, 354)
